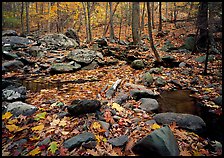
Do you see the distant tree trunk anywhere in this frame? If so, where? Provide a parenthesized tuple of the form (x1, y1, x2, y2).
(173, 2, 177, 27)
(82, 2, 88, 42)
(109, 2, 115, 42)
(132, 2, 140, 45)
(140, 2, 146, 37)
(118, 5, 123, 41)
(187, 2, 193, 19)
(87, 2, 92, 43)
(166, 2, 168, 23)
(35, 2, 40, 35)
(158, 2, 162, 32)
(21, 2, 24, 34)
(151, 2, 155, 29)
(48, 2, 51, 33)
(25, 2, 30, 34)
(147, 2, 162, 62)
(103, 2, 109, 37)
(127, 2, 132, 26)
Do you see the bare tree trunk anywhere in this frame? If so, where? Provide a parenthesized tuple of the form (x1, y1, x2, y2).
(151, 2, 155, 29)
(48, 2, 51, 33)
(21, 2, 24, 34)
(147, 2, 161, 62)
(25, 2, 30, 34)
(118, 5, 123, 41)
(127, 2, 132, 26)
(103, 2, 109, 37)
(87, 2, 92, 43)
(158, 2, 162, 32)
(173, 2, 177, 27)
(109, 2, 115, 42)
(82, 2, 88, 42)
(35, 2, 40, 35)
(57, 2, 60, 33)
(140, 2, 146, 37)
(132, 2, 140, 45)
(166, 2, 168, 23)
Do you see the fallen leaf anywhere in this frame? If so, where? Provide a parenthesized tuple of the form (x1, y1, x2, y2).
(29, 135, 40, 141)
(59, 146, 68, 156)
(61, 131, 70, 135)
(92, 121, 101, 130)
(112, 103, 125, 112)
(86, 149, 99, 156)
(6, 124, 19, 132)
(50, 119, 60, 126)
(28, 147, 41, 156)
(32, 124, 44, 131)
(151, 123, 161, 130)
(58, 120, 67, 127)
(7, 118, 18, 125)
(180, 148, 191, 156)
(2, 112, 13, 120)
(34, 112, 47, 121)
(48, 141, 58, 154)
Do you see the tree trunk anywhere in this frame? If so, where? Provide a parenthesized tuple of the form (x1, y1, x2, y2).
(82, 2, 89, 42)
(47, 2, 51, 33)
(87, 2, 92, 43)
(109, 2, 115, 42)
(147, 2, 162, 62)
(103, 2, 109, 37)
(21, 2, 24, 34)
(25, 2, 30, 34)
(132, 2, 140, 45)
(140, 2, 146, 37)
(158, 2, 162, 32)
(118, 5, 123, 41)
(166, 2, 168, 23)
(57, 2, 61, 33)
(173, 2, 177, 27)
(151, 2, 155, 29)
(187, 2, 193, 19)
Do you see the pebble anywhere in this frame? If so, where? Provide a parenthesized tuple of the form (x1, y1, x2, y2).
(113, 115, 121, 120)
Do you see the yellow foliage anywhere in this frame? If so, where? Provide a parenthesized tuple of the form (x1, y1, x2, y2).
(28, 147, 41, 156)
(6, 124, 19, 132)
(112, 103, 125, 112)
(151, 123, 161, 130)
(31, 124, 44, 131)
(2, 112, 13, 120)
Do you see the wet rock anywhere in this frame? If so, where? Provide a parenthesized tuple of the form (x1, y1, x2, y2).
(63, 132, 96, 150)
(50, 62, 81, 73)
(155, 77, 166, 86)
(82, 141, 97, 149)
(132, 126, 179, 156)
(2, 60, 24, 72)
(153, 112, 206, 134)
(139, 98, 159, 112)
(108, 135, 128, 147)
(99, 121, 110, 130)
(5, 101, 38, 117)
(131, 60, 145, 70)
(2, 51, 18, 60)
(114, 92, 129, 105)
(2, 30, 18, 36)
(213, 96, 222, 107)
(64, 28, 80, 45)
(130, 89, 158, 101)
(142, 72, 153, 86)
(2, 36, 32, 48)
(39, 33, 78, 50)
(67, 100, 101, 116)
(37, 137, 51, 146)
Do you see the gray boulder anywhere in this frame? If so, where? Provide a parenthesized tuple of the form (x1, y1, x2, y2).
(2, 36, 32, 47)
(50, 62, 81, 73)
(2, 30, 18, 36)
(67, 99, 101, 116)
(142, 72, 153, 86)
(27, 46, 45, 57)
(153, 112, 206, 134)
(5, 101, 38, 116)
(139, 98, 159, 112)
(81, 61, 99, 70)
(155, 77, 166, 86)
(213, 96, 222, 107)
(195, 55, 215, 63)
(148, 67, 162, 74)
(131, 60, 145, 70)
(2, 86, 26, 102)
(64, 28, 80, 45)
(108, 135, 128, 147)
(2, 60, 24, 72)
(132, 126, 179, 156)
(130, 89, 158, 101)
(2, 51, 18, 60)
(114, 92, 129, 105)
(39, 33, 78, 50)
(63, 132, 96, 150)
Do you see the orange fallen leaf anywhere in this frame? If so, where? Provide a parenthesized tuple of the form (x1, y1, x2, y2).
(31, 124, 44, 131)
(2, 112, 13, 120)
(28, 147, 41, 156)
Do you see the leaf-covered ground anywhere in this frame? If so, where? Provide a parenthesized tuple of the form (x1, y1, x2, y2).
(2, 21, 222, 156)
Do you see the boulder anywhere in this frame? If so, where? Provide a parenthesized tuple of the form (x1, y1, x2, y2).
(27, 46, 45, 57)
(50, 62, 81, 73)
(2, 30, 18, 36)
(39, 33, 78, 50)
(130, 89, 158, 101)
(67, 99, 101, 116)
(142, 72, 153, 86)
(2, 36, 32, 48)
(2, 86, 26, 101)
(195, 55, 215, 63)
(108, 135, 128, 147)
(153, 112, 206, 134)
(81, 61, 99, 70)
(67, 49, 98, 64)
(63, 132, 96, 150)
(160, 40, 175, 52)
(5, 101, 38, 117)
(139, 98, 159, 112)
(155, 77, 166, 86)
(113, 92, 129, 105)
(213, 96, 222, 107)
(148, 67, 162, 74)
(2, 60, 24, 72)
(64, 28, 80, 45)
(95, 38, 108, 47)
(132, 126, 179, 156)
(2, 51, 18, 60)
(180, 36, 195, 51)
(82, 141, 97, 149)
(131, 60, 145, 70)
(179, 62, 186, 67)
(99, 121, 110, 130)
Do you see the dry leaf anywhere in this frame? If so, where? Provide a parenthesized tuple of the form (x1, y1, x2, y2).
(50, 119, 60, 126)
(59, 120, 67, 127)
(6, 124, 19, 132)
(180, 148, 191, 156)
(7, 118, 18, 125)
(2, 112, 13, 120)
(32, 124, 44, 131)
(92, 121, 101, 130)
(28, 147, 41, 156)
(112, 103, 125, 112)
(86, 149, 99, 156)
(151, 123, 161, 130)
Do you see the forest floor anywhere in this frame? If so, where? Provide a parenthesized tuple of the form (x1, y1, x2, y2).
(2, 21, 223, 156)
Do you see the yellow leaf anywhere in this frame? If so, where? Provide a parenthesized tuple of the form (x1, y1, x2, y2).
(6, 124, 19, 132)
(59, 120, 67, 127)
(7, 118, 18, 124)
(50, 119, 60, 126)
(28, 147, 41, 156)
(151, 123, 161, 130)
(2, 112, 13, 120)
(30, 135, 40, 141)
(112, 103, 125, 112)
(92, 121, 101, 130)
(61, 131, 69, 135)
(32, 124, 44, 131)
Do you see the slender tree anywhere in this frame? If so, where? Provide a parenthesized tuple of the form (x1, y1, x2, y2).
(21, 2, 24, 34)
(87, 2, 92, 42)
(103, 2, 109, 37)
(118, 4, 123, 41)
(158, 2, 162, 32)
(132, 2, 140, 45)
(47, 2, 51, 33)
(109, 2, 115, 42)
(151, 2, 155, 29)
(25, 2, 30, 34)
(147, 2, 162, 62)
(140, 2, 146, 37)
